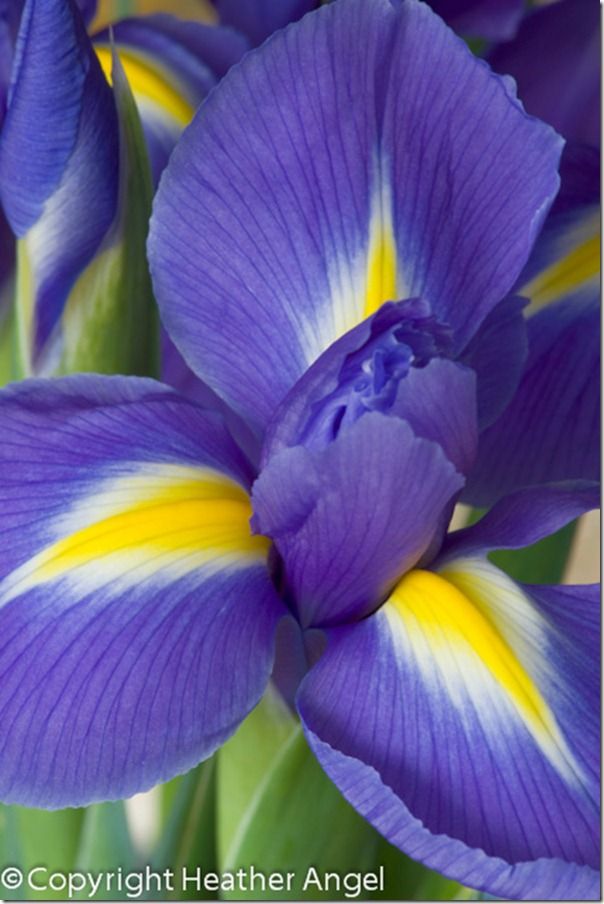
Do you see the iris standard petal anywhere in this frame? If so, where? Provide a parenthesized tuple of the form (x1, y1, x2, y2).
(298, 561, 599, 899)
(261, 300, 475, 471)
(0, 0, 119, 364)
(489, 0, 600, 147)
(388, 359, 477, 476)
(428, 0, 524, 41)
(0, 376, 283, 807)
(93, 16, 248, 183)
(149, 0, 562, 435)
(446, 481, 598, 561)
(215, 0, 316, 46)
(252, 412, 463, 627)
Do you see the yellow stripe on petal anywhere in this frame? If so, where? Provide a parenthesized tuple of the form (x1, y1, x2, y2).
(387, 564, 581, 783)
(0, 465, 268, 603)
(521, 213, 600, 311)
(364, 175, 398, 319)
(304, 161, 403, 365)
(95, 45, 195, 127)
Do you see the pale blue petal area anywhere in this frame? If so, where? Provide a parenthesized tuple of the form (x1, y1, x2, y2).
(0, 374, 283, 807)
(489, 0, 600, 147)
(149, 0, 562, 435)
(215, 0, 316, 46)
(298, 564, 600, 899)
(252, 412, 463, 627)
(428, 0, 524, 41)
(445, 481, 599, 562)
(0, 0, 119, 361)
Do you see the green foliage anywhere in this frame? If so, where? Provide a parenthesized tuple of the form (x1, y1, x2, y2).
(152, 760, 217, 900)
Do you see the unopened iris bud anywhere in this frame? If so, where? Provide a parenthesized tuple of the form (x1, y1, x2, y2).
(0, 0, 157, 378)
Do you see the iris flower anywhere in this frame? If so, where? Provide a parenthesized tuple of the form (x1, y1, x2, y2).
(0, 0, 598, 900)
(466, 144, 600, 504)
(466, 0, 600, 504)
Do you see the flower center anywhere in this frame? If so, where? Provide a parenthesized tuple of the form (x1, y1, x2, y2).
(298, 300, 452, 449)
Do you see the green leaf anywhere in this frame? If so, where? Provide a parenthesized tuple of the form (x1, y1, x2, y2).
(0, 806, 85, 901)
(151, 759, 217, 901)
(0, 296, 16, 387)
(217, 684, 297, 864)
(58, 50, 159, 378)
(14, 48, 158, 379)
(371, 838, 464, 900)
(220, 722, 382, 900)
(73, 802, 137, 900)
(0, 806, 26, 900)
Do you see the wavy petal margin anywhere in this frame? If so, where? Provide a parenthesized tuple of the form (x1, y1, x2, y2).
(149, 0, 562, 434)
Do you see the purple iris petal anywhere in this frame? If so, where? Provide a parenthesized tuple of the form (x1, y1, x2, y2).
(149, 0, 562, 436)
(76, 0, 97, 27)
(265, 300, 454, 453)
(444, 481, 599, 563)
(464, 145, 600, 505)
(92, 15, 249, 183)
(214, 0, 316, 46)
(464, 298, 600, 506)
(459, 295, 528, 429)
(262, 299, 477, 478)
(489, 0, 600, 148)
(93, 14, 250, 82)
(0, 0, 21, 124)
(551, 145, 601, 217)
(161, 329, 260, 467)
(298, 540, 600, 897)
(253, 411, 463, 627)
(0, 375, 284, 807)
(428, 0, 525, 41)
